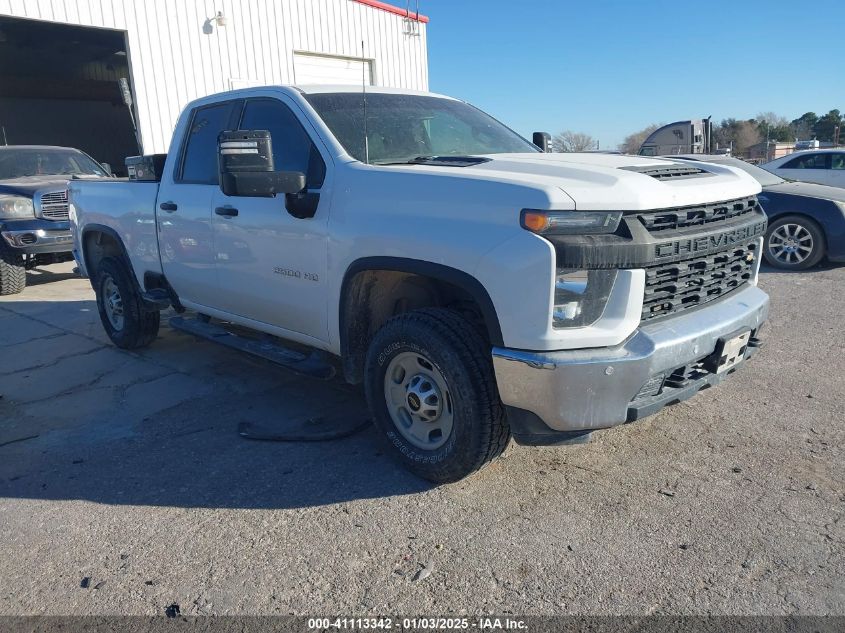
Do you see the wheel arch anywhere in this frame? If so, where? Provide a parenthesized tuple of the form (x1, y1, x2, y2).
(81, 223, 133, 280)
(339, 257, 504, 384)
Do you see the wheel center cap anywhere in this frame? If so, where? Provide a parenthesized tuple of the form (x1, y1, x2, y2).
(406, 373, 442, 422)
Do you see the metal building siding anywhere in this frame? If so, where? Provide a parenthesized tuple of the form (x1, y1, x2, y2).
(0, 0, 428, 153)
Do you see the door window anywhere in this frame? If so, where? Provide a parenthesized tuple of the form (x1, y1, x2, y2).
(239, 98, 326, 188)
(830, 153, 845, 170)
(178, 101, 240, 184)
(782, 153, 828, 169)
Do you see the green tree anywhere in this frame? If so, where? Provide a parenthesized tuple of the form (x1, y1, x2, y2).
(814, 110, 843, 142)
(755, 112, 792, 142)
(790, 112, 818, 139)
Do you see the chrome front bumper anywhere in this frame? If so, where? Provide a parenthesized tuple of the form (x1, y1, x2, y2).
(2, 228, 73, 253)
(493, 285, 769, 442)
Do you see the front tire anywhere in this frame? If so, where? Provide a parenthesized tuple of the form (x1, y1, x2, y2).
(0, 244, 26, 296)
(365, 308, 510, 483)
(94, 256, 160, 349)
(764, 215, 826, 270)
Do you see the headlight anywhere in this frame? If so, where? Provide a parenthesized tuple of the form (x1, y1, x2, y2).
(553, 269, 618, 328)
(522, 210, 622, 235)
(0, 195, 35, 219)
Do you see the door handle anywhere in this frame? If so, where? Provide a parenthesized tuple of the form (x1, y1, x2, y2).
(215, 206, 239, 217)
(159, 201, 178, 212)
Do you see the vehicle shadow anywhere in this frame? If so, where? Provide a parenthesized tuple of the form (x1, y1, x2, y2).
(0, 299, 433, 510)
(24, 266, 80, 287)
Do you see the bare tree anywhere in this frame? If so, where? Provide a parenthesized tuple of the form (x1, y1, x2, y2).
(552, 131, 597, 152)
(619, 123, 661, 154)
(734, 121, 762, 154)
(713, 119, 762, 154)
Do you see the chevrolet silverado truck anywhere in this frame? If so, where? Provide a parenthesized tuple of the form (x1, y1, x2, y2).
(0, 145, 111, 295)
(69, 86, 769, 482)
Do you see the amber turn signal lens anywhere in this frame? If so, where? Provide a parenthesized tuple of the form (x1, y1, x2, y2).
(521, 211, 549, 233)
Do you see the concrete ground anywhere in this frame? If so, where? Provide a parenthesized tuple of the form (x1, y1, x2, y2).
(0, 261, 843, 616)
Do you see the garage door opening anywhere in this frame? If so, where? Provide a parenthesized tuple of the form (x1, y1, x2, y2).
(0, 17, 140, 175)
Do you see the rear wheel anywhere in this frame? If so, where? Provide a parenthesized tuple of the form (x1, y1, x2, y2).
(764, 215, 825, 270)
(0, 243, 26, 296)
(365, 308, 510, 483)
(95, 256, 160, 349)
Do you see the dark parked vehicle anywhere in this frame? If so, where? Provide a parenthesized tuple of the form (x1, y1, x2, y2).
(0, 145, 111, 294)
(675, 155, 845, 270)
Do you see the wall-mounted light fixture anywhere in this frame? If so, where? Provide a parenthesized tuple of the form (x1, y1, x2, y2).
(203, 11, 228, 34)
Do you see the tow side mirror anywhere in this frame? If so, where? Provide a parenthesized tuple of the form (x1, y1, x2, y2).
(218, 130, 306, 197)
(533, 132, 552, 153)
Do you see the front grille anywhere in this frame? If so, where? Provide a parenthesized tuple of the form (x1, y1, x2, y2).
(39, 190, 69, 220)
(641, 241, 758, 321)
(637, 196, 758, 232)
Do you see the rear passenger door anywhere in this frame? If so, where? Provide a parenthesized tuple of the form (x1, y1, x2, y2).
(158, 99, 241, 308)
(210, 96, 331, 342)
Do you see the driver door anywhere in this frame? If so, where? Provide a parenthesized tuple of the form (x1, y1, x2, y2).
(210, 96, 331, 342)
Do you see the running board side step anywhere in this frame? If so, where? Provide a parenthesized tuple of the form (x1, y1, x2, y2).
(169, 316, 336, 380)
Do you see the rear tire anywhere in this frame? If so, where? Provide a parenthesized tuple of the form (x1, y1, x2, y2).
(94, 256, 160, 349)
(764, 215, 826, 270)
(365, 308, 510, 483)
(0, 244, 26, 296)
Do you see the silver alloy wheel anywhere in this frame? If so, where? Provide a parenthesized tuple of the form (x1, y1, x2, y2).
(768, 223, 814, 265)
(103, 275, 125, 331)
(383, 351, 454, 451)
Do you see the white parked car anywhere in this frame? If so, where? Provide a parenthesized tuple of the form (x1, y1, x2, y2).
(762, 149, 845, 188)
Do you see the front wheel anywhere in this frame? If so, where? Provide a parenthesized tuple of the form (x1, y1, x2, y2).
(365, 308, 510, 483)
(0, 244, 26, 295)
(764, 215, 826, 270)
(94, 256, 160, 349)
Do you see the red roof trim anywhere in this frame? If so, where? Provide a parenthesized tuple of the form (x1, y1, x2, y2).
(352, 0, 430, 23)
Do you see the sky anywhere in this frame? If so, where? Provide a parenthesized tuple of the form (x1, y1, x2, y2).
(421, 0, 845, 149)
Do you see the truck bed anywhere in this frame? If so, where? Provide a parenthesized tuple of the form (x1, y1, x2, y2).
(69, 179, 161, 285)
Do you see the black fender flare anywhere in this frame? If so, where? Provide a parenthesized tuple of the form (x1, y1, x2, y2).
(340, 256, 504, 348)
(80, 223, 133, 276)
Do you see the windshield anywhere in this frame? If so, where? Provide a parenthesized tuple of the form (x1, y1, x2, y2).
(0, 148, 107, 180)
(304, 93, 538, 164)
(694, 156, 785, 186)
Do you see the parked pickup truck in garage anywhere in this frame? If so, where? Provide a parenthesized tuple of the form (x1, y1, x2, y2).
(0, 145, 111, 295)
(70, 86, 770, 482)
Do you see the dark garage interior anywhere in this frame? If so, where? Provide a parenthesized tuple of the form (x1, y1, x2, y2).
(0, 16, 140, 175)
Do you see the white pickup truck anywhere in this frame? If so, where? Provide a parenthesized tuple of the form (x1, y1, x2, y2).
(70, 85, 769, 482)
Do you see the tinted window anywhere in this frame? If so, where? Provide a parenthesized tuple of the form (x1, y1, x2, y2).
(783, 153, 828, 169)
(239, 98, 325, 187)
(180, 101, 239, 183)
(831, 153, 845, 170)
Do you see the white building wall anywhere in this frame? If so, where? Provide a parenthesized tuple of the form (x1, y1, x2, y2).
(0, 0, 429, 153)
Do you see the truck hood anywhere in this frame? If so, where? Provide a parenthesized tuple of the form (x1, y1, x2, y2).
(0, 174, 103, 198)
(460, 152, 761, 210)
(764, 180, 845, 203)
